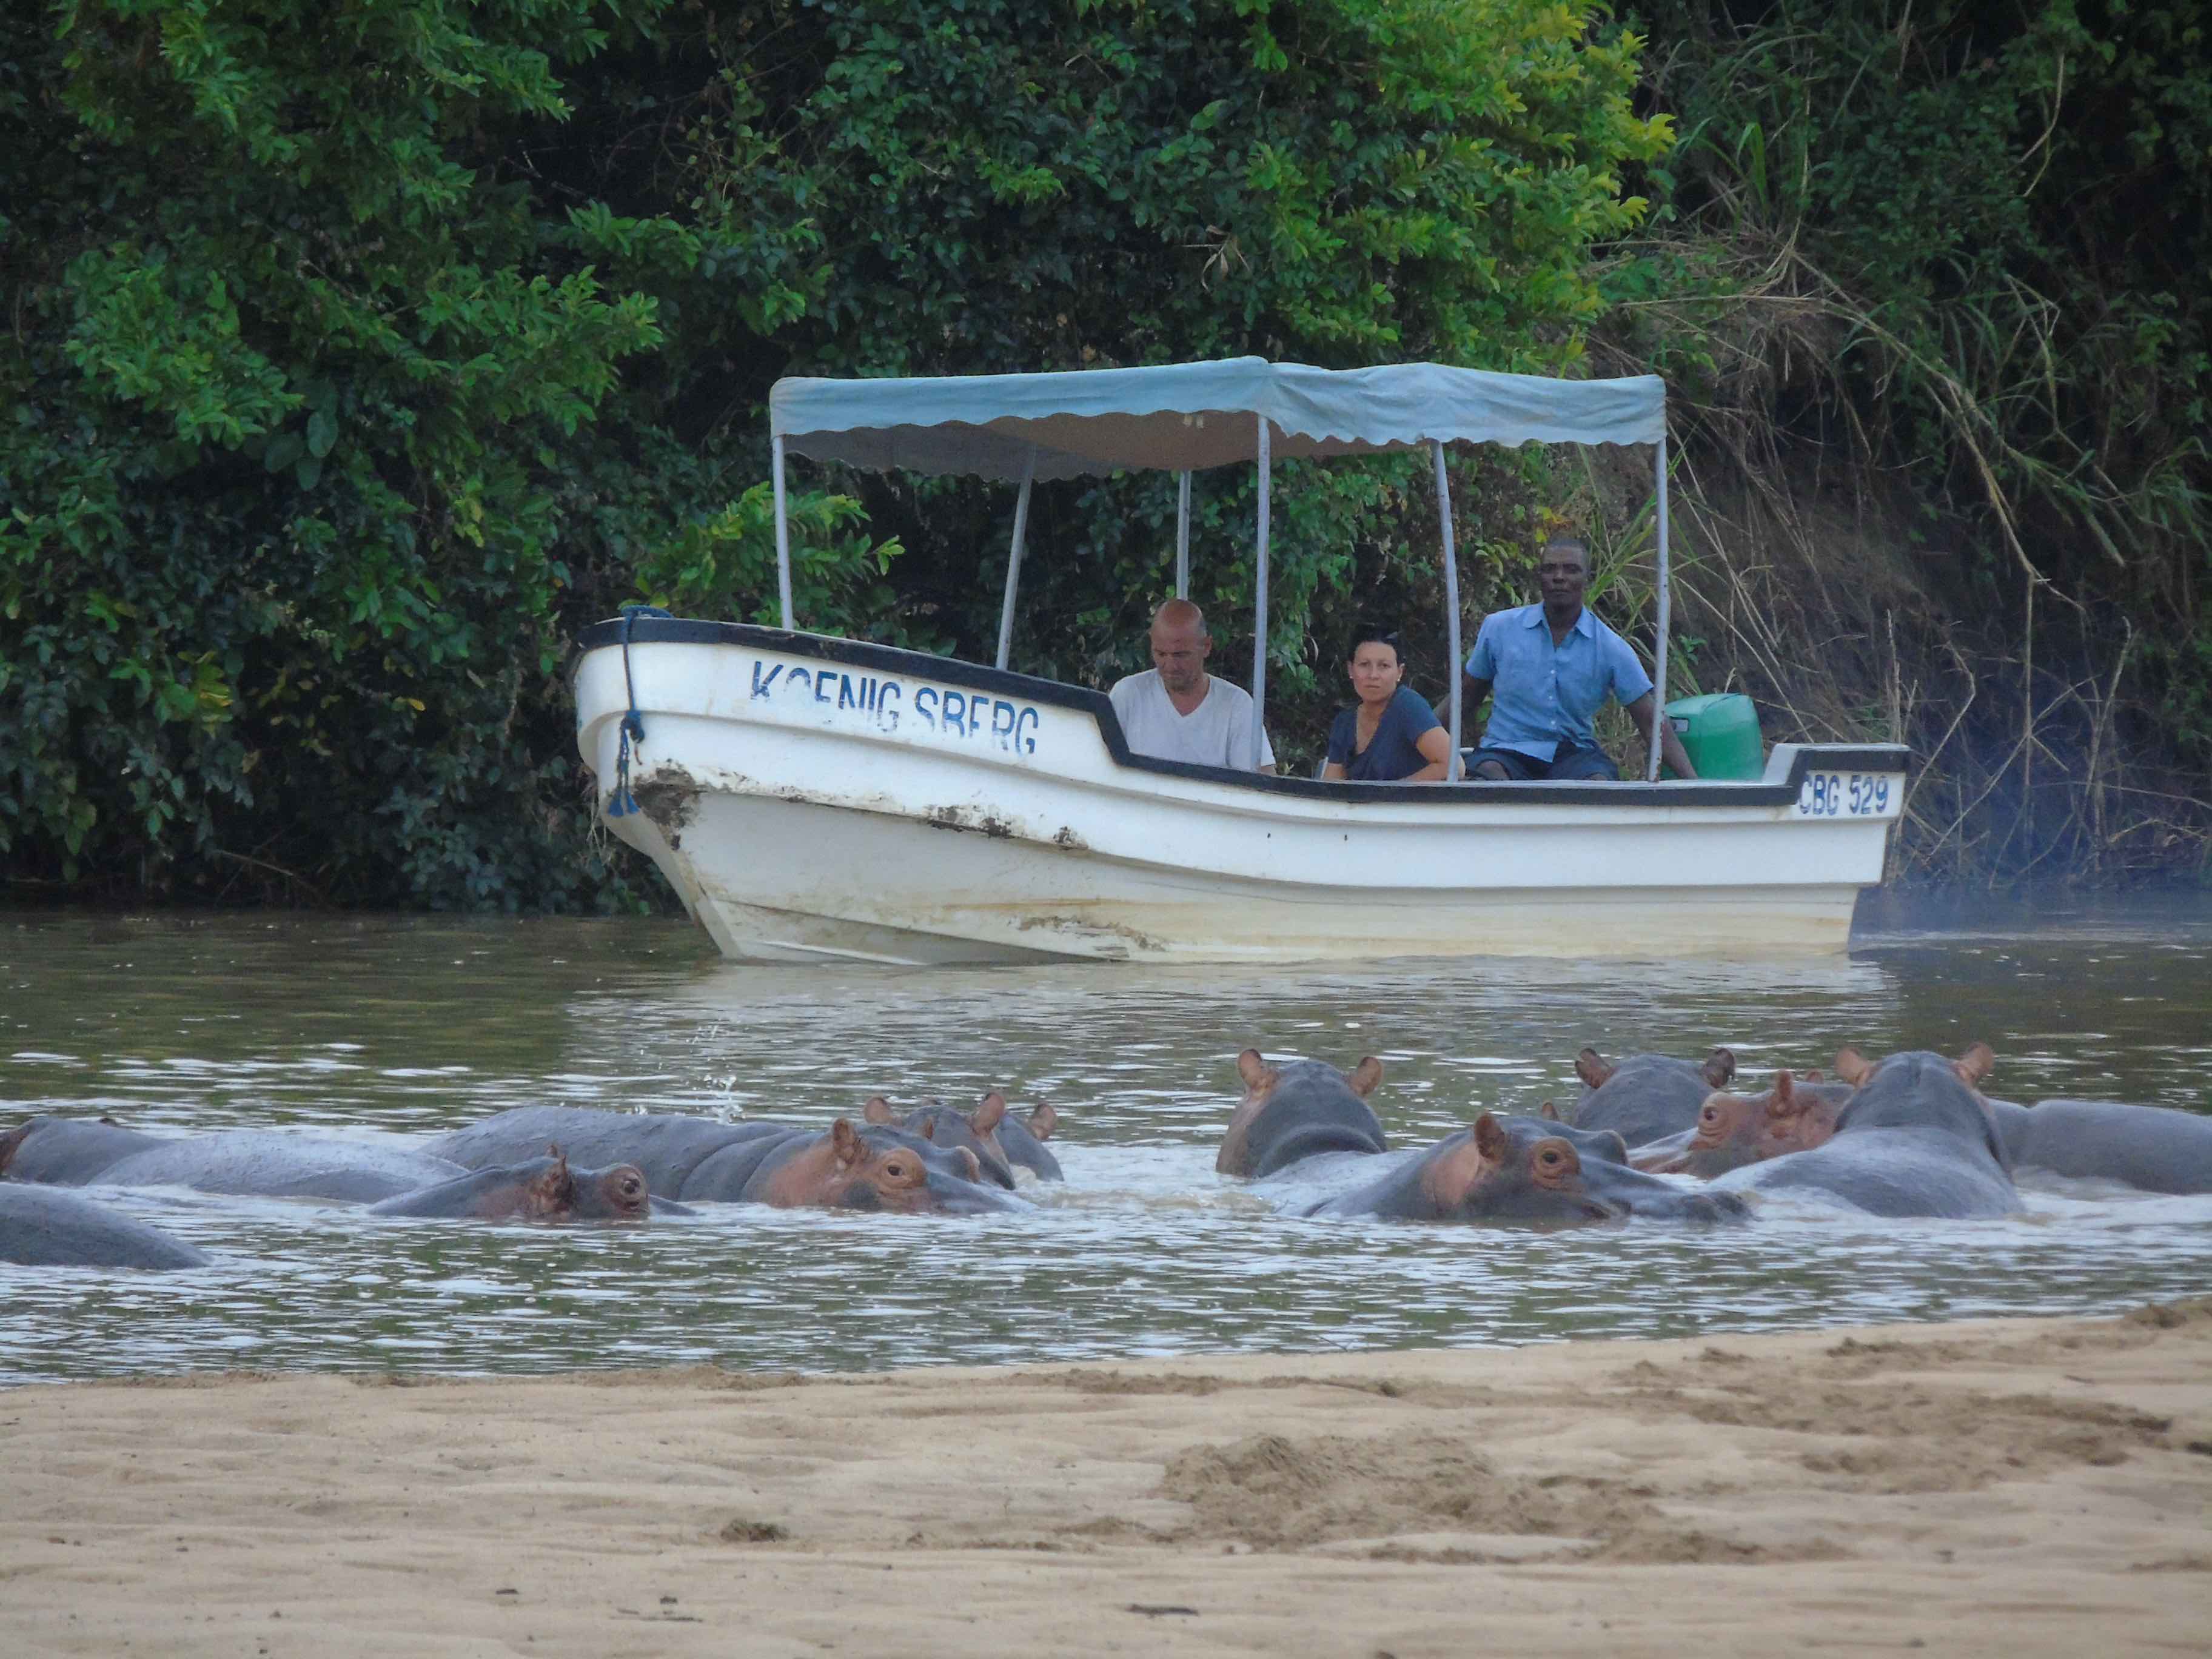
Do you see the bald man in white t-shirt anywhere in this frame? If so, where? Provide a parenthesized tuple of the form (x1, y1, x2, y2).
(1107, 600, 1277, 773)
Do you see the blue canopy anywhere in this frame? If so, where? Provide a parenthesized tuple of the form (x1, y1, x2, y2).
(771, 358, 1666, 483)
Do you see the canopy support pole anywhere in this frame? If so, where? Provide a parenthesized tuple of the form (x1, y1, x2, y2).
(1646, 433, 1672, 782)
(1433, 441, 1463, 780)
(1175, 471, 1191, 599)
(772, 434, 794, 630)
(994, 447, 1037, 672)
(1251, 417, 1270, 762)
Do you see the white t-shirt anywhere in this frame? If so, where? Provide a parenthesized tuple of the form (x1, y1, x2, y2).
(1108, 669, 1276, 771)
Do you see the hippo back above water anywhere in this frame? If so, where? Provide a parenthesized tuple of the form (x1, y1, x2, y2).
(1571, 1047, 1738, 1147)
(1306, 1113, 1748, 1227)
(423, 1105, 786, 1196)
(1216, 1050, 1388, 1179)
(2, 1118, 467, 1201)
(1998, 1098, 2212, 1194)
(0, 1184, 210, 1269)
(1715, 1045, 2021, 1218)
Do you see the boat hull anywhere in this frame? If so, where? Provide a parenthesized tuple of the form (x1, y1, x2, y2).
(575, 620, 1909, 965)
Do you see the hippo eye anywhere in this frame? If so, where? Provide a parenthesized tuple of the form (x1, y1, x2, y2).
(1701, 1103, 1721, 1123)
(885, 1160, 910, 1179)
(1539, 1148, 1563, 1166)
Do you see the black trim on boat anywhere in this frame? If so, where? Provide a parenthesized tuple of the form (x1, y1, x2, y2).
(575, 617, 1912, 809)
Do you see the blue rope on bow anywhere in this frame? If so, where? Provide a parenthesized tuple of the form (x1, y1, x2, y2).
(606, 605, 671, 819)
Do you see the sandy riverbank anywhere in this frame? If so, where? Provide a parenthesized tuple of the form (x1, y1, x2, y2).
(7, 1303, 2210, 1657)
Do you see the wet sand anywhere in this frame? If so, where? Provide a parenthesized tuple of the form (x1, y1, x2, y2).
(7, 1303, 2210, 1657)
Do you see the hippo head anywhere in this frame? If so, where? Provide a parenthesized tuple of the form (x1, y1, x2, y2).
(811, 1121, 1025, 1215)
(1574, 1045, 1735, 1096)
(513, 1145, 652, 1224)
(1637, 1071, 1843, 1177)
(866, 1092, 1018, 1189)
(1216, 1049, 1385, 1177)
(1829, 1043, 2007, 1164)
(1421, 1113, 1749, 1227)
(569, 1161, 652, 1224)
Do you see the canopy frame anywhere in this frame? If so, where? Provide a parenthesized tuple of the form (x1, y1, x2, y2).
(765, 358, 1671, 778)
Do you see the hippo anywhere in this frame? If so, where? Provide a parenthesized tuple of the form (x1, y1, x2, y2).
(368, 1149, 652, 1223)
(426, 1105, 1019, 1212)
(1994, 1098, 2212, 1193)
(0, 1185, 210, 1269)
(423, 1105, 786, 1196)
(0, 1116, 164, 1184)
(1216, 1050, 1388, 1178)
(1570, 1047, 1738, 1147)
(1714, 1045, 2021, 1218)
(728, 1119, 1025, 1214)
(995, 1101, 1065, 1182)
(1632, 1071, 1855, 1178)
(1, 1117, 469, 1201)
(866, 1093, 1019, 1188)
(1304, 1113, 1749, 1227)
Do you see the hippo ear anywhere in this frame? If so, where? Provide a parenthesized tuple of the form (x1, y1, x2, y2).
(1954, 1042, 1995, 1086)
(955, 1147, 982, 1182)
(1345, 1057, 1384, 1098)
(1025, 1102, 1058, 1141)
(972, 1091, 1008, 1133)
(831, 1119, 863, 1165)
(917, 1118, 938, 1142)
(1575, 1048, 1614, 1090)
(1538, 1099, 1561, 1121)
(1801, 1067, 1825, 1082)
(526, 1158, 574, 1221)
(862, 1096, 896, 1125)
(1772, 1069, 1796, 1109)
(1472, 1111, 1509, 1164)
(1702, 1047, 1737, 1088)
(1832, 1047, 1873, 1087)
(1604, 1131, 1629, 1164)
(1236, 1049, 1273, 1091)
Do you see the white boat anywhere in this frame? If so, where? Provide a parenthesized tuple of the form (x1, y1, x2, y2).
(575, 359, 1907, 964)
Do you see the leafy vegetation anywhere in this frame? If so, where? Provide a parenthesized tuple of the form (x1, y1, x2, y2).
(1598, 0, 2211, 880)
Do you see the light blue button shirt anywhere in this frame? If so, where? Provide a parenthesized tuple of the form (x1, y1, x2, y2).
(1465, 605, 1654, 762)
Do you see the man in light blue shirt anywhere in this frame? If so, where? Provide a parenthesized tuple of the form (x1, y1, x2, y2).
(1448, 536, 1698, 782)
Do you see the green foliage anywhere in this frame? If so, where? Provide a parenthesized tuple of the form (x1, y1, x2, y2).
(0, 0, 896, 907)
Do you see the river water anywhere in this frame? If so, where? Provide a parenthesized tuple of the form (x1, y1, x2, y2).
(4, 897, 2210, 1386)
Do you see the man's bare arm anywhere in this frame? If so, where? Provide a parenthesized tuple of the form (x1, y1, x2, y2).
(1625, 692, 1698, 780)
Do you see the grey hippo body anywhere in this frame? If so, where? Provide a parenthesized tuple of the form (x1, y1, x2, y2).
(1993, 1098, 2212, 1193)
(0, 1185, 209, 1269)
(369, 1154, 653, 1223)
(1, 1118, 466, 1201)
(1715, 1047, 2020, 1218)
(1304, 1114, 1749, 1226)
(427, 1105, 1024, 1213)
(1570, 1047, 1738, 1147)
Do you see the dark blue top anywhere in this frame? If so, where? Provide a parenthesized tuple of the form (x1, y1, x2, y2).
(1327, 685, 1443, 781)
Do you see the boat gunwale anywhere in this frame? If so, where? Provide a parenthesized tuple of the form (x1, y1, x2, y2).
(576, 615, 1911, 811)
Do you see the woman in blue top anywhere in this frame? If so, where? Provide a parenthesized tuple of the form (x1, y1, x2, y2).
(1322, 626, 1453, 782)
